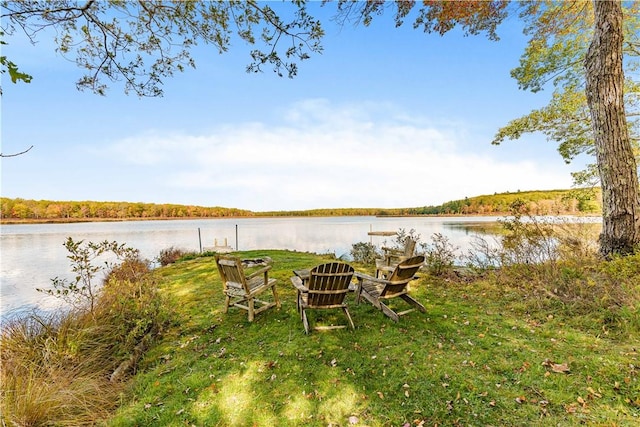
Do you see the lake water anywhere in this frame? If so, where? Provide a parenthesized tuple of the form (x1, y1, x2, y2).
(1, 216, 502, 314)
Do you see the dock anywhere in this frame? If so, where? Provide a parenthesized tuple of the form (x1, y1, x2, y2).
(203, 238, 234, 253)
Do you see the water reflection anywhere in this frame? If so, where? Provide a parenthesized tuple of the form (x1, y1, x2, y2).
(443, 221, 506, 236)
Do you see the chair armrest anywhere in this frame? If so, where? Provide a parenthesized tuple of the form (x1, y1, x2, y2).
(290, 276, 308, 292)
(246, 265, 272, 280)
(354, 272, 388, 284)
(381, 247, 403, 255)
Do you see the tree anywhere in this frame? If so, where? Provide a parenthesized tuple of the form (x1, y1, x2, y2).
(2, 0, 638, 256)
(0, 1, 323, 96)
(490, 1, 640, 255)
(494, 2, 639, 168)
(584, 0, 640, 255)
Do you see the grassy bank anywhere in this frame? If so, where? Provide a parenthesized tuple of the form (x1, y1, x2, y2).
(104, 249, 639, 426)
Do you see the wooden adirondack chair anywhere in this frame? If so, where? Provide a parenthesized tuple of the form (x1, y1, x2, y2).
(375, 237, 417, 278)
(356, 255, 426, 322)
(215, 255, 280, 322)
(290, 262, 356, 334)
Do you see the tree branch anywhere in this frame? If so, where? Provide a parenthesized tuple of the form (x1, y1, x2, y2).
(0, 145, 34, 157)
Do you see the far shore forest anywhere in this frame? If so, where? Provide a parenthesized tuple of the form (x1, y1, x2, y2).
(0, 188, 602, 223)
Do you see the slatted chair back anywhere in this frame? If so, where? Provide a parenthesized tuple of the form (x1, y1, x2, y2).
(216, 256, 249, 295)
(215, 255, 280, 322)
(306, 262, 355, 308)
(381, 255, 425, 298)
(403, 238, 417, 257)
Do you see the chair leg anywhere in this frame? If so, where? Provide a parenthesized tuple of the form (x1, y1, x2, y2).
(302, 309, 310, 334)
(272, 285, 281, 308)
(358, 288, 380, 308)
(400, 294, 427, 313)
(379, 302, 400, 322)
(224, 295, 231, 313)
(343, 307, 355, 330)
(248, 298, 255, 322)
(297, 294, 304, 319)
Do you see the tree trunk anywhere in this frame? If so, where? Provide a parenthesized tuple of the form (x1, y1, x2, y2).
(584, 0, 640, 256)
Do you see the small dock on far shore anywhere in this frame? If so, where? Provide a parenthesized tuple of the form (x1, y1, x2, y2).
(203, 238, 234, 253)
(367, 226, 396, 244)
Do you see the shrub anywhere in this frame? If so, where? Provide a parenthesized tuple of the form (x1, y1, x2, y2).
(498, 200, 559, 265)
(104, 256, 151, 286)
(423, 232, 459, 276)
(38, 238, 142, 313)
(394, 228, 421, 249)
(350, 242, 380, 264)
(157, 246, 189, 266)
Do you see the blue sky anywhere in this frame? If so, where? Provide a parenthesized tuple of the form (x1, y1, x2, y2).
(1, 3, 585, 211)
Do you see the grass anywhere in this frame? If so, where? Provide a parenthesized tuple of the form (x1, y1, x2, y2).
(105, 249, 640, 427)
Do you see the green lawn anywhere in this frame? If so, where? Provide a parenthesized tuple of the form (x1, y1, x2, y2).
(107, 250, 639, 427)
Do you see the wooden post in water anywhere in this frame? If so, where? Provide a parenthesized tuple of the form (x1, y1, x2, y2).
(198, 228, 202, 253)
(235, 224, 238, 251)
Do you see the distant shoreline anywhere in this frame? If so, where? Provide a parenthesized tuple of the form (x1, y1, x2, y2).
(0, 212, 602, 226)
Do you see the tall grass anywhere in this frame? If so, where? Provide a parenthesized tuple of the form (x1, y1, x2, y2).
(1, 310, 124, 425)
(1, 245, 167, 426)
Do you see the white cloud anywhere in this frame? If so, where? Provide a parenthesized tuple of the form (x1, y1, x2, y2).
(103, 99, 573, 210)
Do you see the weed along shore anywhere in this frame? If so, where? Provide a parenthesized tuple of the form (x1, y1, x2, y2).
(2, 225, 639, 426)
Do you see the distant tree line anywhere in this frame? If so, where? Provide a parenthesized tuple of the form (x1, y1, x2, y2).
(0, 198, 253, 221)
(413, 189, 602, 216)
(0, 190, 600, 222)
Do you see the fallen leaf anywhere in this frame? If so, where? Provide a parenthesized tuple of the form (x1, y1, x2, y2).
(348, 416, 359, 425)
(565, 403, 578, 413)
(551, 363, 570, 373)
(515, 396, 526, 404)
(542, 359, 570, 373)
(377, 391, 384, 399)
(586, 387, 601, 398)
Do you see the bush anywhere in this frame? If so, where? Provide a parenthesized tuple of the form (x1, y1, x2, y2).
(37, 238, 143, 313)
(424, 233, 459, 276)
(157, 246, 190, 266)
(105, 256, 151, 283)
(350, 242, 380, 264)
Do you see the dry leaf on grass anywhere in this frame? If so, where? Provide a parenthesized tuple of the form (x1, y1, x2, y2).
(542, 359, 570, 373)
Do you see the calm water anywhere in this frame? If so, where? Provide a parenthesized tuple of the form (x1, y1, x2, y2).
(1, 216, 501, 314)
